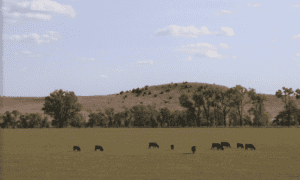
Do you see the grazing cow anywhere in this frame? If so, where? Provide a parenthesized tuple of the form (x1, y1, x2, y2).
(221, 142, 231, 148)
(149, 142, 159, 149)
(245, 144, 256, 150)
(237, 143, 244, 149)
(191, 146, 196, 154)
(171, 145, 174, 150)
(73, 146, 81, 151)
(95, 145, 104, 151)
(211, 143, 224, 150)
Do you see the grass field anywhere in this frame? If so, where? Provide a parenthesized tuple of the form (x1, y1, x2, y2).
(2, 128, 300, 180)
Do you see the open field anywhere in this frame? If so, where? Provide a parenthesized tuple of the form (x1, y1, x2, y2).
(2, 128, 300, 179)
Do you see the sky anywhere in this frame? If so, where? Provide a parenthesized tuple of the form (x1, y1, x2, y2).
(2, 0, 300, 97)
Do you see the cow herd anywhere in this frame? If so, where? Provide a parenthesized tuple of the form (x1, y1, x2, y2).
(73, 145, 104, 152)
(73, 142, 256, 153)
(211, 142, 256, 151)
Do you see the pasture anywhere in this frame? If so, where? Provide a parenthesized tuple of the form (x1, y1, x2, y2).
(2, 128, 300, 179)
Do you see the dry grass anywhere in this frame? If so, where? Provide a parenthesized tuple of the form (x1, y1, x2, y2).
(2, 128, 300, 179)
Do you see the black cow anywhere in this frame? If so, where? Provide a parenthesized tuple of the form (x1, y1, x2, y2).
(245, 144, 256, 150)
(149, 142, 159, 149)
(237, 143, 244, 149)
(73, 146, 81, 151)
(191, 146, 196, 154)
(211, 143, 224, 150)
(95, 145, 104, 151)
(171, 145, 174, 150)
(221, 142, 231, 148)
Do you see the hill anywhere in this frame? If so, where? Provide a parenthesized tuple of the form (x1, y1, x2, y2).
(1, 82, 299, 123)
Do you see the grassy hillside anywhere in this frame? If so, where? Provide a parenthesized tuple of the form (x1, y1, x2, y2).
(1, 82, 299, 123)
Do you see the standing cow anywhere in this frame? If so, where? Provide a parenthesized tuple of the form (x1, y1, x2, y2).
(171, 145, 174, 150)
(95, 145, 104, 151)
(73, 146, 81, 152)
(245, 144, 256, 150)
(221, 142, 231, 148)
(237, 143, 244, 149)
(191, 146, 196, 154)
(149, 142, 159, 149)
(211, 143, 224, 150)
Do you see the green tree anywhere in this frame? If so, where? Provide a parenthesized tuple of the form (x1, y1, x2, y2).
(113, 112, 124, 127)
(228, 108, 239, 126)
(41, 116, 50, 128)
(18, 114, 29, 128)
(194, 85, 216, 127)
(87, 110, 107, 128)
(243, 115, 252, 126)
(275, 87, 300, 126)
(179, 93, 197, 126)
(120, 106, 132, 127)
(2, 111, 14, 128)
(159, 107, 171, 127)
(11, 110, 21, 128)
(130, 105, 150, 127)
(231, 85, 252, 126)
(70, 113, 86, 128)
(105, 108, 115, 127)
(248, 89, 268, 127)
(147, 105, 159, 128)
(42, 89, 83, 128)
(215, 88, 236, 127)
(27, 113, 43, 128)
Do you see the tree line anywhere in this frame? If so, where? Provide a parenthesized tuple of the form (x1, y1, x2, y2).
(1, 84, 300, 128)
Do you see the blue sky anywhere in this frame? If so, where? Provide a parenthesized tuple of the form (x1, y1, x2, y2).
(3, 0, 300, 97)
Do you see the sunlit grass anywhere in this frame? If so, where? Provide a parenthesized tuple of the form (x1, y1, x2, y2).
(2, 128, 300, 179)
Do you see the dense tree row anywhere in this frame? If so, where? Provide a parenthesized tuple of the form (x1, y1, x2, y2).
(1, 84, 300, 128)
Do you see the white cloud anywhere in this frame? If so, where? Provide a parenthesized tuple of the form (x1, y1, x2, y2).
(100, 75, 107, 78)
(13, 49, 43, 58)
(154, 25, 216, 38)
(296, 53, 300, 57)
(205, 50, 224, 58)
(177, 42, 226, 59)
(20, 67, 28, 72)
(185, 56, 192, 61)
(292, 4, 300, 8)
(219, 43, 232, 49)
(3, 0, 76, 24)
(237, 5, 242, 7)
(4, 31, 63, 45)
(155, 25, 235, 37)
(176, 43, 218, 54)
(292, 33, 300, 40)
(215, 10, 234, 16)
(232, 56, 237, 59)
(271, 37, 278, 42)
(220, 27, 235, 36)
(137, 60, 154, 65)
(75, 57, 95, 61)
(247, 3, 262, 7)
